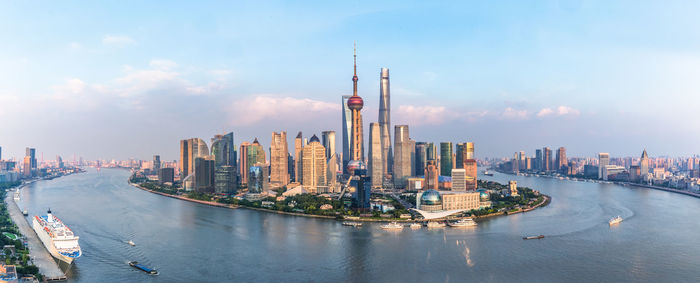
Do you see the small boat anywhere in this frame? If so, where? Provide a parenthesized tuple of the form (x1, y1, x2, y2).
(483, 171, 494, 176)
(129, 261, 158, 275)
(449, 218, 477, 227)
(128, 240, 135, 246)
(380, 222, 403, 230)
(22, 210, 28, 216)
(409, 223, 421, 229)
(426, 221, 446, 228)
(523, 235, 545, 240)
(342, 222, 362, 227)
(609, 216, 623, 225)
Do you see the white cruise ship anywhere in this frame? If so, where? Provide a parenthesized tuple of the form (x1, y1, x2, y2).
(32, 210, 82, 264)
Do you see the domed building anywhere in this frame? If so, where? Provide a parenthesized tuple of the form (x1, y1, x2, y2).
(420, 189, 443, 212)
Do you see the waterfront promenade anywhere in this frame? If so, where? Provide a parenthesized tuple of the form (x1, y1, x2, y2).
(5, 189, 66, 281)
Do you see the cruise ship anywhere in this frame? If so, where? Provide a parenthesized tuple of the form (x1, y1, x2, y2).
(32, 210, 82, 264)
(609, 216, 623, 225)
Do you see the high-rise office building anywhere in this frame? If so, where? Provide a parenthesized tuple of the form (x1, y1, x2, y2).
(464, 159, 477, 190)
(321, 131, 336, 161)
(194, 156, 215, 193)
(56, 156, 64, 169)
(414, 142, 428, 176)
(184, 138, 209, 178)
(25, 148, 36, 170)
(248, 138, 266, 170)
(294, 132, 303, 182)
(158, 167, 175, 184)
(270, 131, 289, 186)
(598, 152, 610, 179)
(452, 168, 466, 191)
(327, 153, 338, 192)
(180, 139, 189, 178)
(535, 149, 542, 171)
(214, 165, 237, 194)
(302, 135, 327, 193)
(239, 142, 251, 184)
(0, 146, 2, 160)
(153, 155, 161, 172)
(426, 143, 437, 161)
(248, 165, 267, 193)
(555, 147, 567, 172)
(368, 123, 383, 189)
(224, 132, 236, 168)
(640, 149, 649, 175)
(341, 96, 352, 174)
(22, 156, 31, 178)
(348, 44, 364, 162)
(456, 143, 466, 169)
(440, 142, 453, 176)
(543, 147, 552, 172)
(211, 135, 229, 167)
(378, 67, 393, 179)
(393, 125, 415, 188)
(465, 142, 474, 160)
(425, 160, 439, 190)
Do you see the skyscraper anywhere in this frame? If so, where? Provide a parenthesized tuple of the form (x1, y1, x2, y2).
(321, 131, 336, 161)
(414, 142, 428, 176)
(187, 138, 209, 178)
(194, 156, 215, 193)
(239, 142, 251, 184)
(555, 147, 567, 172)
(426, 143, 437, 161)
(640, 149, 649, 175)
(456, 143, 467, 169)
(0, 146, 2, 160)
(393, 125, 415, 188)
(452, 168, 466, 191)
(248, 165, 267, 193)
(378, 67, 392, 179)
(211, 135, 229, 167)
(248, 138, 266, 168)
(535, 149, 542, 171)
(598, 152, 610, 179)
(440, 142, 453, 176)
(425, 160, 438, 190)
(464, 159, 477, 190)
(270, 131, 289, 186)
(224, 132, 236, 168)
(294, 132, 303, 182)
(180, 139, 189, 178)
(368, 123, 383, 189)
(465, 142, 474, 160)
(25, 148, 36, 170)
(348, 44, 364, 163)
(214, 165, 237, 195)
(302, 135, 327, 193)
(543, 147, 552, 172)
(23, 156, 31, 178)
(153, 155, 161, 172)
(341, 95, 352, 174)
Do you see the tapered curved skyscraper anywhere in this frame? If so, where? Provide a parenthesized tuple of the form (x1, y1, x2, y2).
(348, 43, 364, 162)
(379, 68, 392, 179)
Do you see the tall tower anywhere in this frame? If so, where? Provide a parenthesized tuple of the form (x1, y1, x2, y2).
(270, 131, 289, 186)
(368, 123, 383, 189)
(378, 68, 392, 179)
(348, 43, 364, 162)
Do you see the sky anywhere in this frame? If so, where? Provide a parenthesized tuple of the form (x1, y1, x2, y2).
(1, 1, 700, 161)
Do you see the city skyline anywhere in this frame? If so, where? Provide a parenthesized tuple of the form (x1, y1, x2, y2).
(3, 1, 700, 160)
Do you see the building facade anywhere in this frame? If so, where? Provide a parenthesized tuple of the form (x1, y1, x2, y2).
(393, 125, 415, 188)
(302, 135, 327, 193)
(378, 67, 393, 179)
(368, 123, 383, 189)
(440, 142, 453, 176)
(270, 131, 290, 187)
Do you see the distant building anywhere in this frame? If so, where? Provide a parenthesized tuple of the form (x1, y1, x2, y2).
(555, 147, 566, 172)
(508, 180, 518, 196)
(378, 67, 393, 179)
(440, 142, 453, 176)
(640, 149, 649, 175)
(455, 143, 466, 169)
(368, 123, 383, 189)
(270, 131, 290, 187)
(393, 125, 415, 188)
(302, 135, 327, 193)
(414, 142, 428, 176)
(424, 160, 439, 190)
(294, 132, 303, 183)
(543, 147, 552, 172)
(464, 159, 477, 191)
(25, 148, 36, 170)
(465, 142, 474, 160)
(179, 139, 189, 179)
(158, 168, 174, 184)
(535, 149, 542, 171)
(417, 190, 483, 212)
(599, 153, 610, 179)
(239, 142, 251, 184)
(194, 156, 215, 193)
(214, 165, 237, 194)
(22, 156, 31, 178)
(153, 155, 161, 172)
(451, 168, 466, 191)
(341, 96, 352, 174)
(248, 165, 267, 193)
(348, 46, 364, 163)
(602, 165, 624, 181)
(321, 131, 336, 161)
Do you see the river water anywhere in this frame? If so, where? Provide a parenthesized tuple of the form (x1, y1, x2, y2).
(16, 168, 700, 282)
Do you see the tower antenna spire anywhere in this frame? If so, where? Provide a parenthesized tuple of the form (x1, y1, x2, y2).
(353, 41, 357, 77)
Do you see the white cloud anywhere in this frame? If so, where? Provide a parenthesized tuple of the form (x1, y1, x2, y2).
(229, 95, 339, 126)
(102, 35, 136, 47)
(501, 107, 529, 120)
(395, 105, 488, 126)
(149, 59, 178, 70)
(537, 105, 580, 118)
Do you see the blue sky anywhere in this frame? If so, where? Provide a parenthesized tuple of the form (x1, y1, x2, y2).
(1, 1, 699, 161)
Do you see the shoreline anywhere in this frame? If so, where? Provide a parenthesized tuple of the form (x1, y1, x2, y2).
(497, 170, 700, 199)
(128, 179, 550, 223)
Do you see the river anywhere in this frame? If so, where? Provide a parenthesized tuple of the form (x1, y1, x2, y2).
(15, 168, 700, 282)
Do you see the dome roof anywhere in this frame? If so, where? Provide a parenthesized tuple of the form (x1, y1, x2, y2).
(346, 160, 366, 173)
(421, 189, 442, 206)
(309, 134, 320, 143)
(347, 96, 364, 110)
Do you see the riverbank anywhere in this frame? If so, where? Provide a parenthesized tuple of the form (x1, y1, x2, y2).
(497, 170, 700, 200)
(5, 185, 66, 281)
(129, 179, 551, 223)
